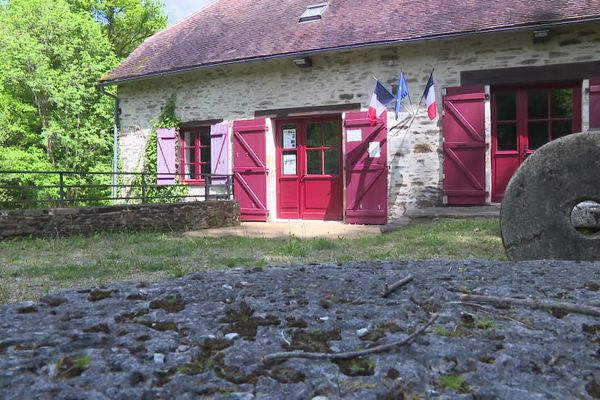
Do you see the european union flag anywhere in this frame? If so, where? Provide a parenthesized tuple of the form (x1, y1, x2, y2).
(395, 72, 409, 121)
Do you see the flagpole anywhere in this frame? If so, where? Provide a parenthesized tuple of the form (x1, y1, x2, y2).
(407, 67, 436, 129)
(390, 67, 435, 132)
(390, 69, 417, 132)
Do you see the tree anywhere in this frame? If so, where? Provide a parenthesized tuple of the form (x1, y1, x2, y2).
(0, 0, 118, 168)
(0, 0, 119, 206)
(67, 0, 167, 59)
(0, 0, 167, 207)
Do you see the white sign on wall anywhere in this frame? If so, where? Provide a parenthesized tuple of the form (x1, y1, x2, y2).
(368, 141, 381, 158)
(283, 128, 297, 148)
(283, 153, 297, 175)
(346, 129, 362, 142)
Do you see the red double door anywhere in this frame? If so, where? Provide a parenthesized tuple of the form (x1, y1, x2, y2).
(491, 84, 581, 202)
(443, 82, 584, 205)
(276, 117, 343, 220)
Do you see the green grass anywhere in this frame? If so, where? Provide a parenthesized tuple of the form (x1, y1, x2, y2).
(440, 374, 470, 393)
(0, 217, 504, 304)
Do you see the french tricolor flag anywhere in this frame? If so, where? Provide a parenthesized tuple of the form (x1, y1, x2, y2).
(424, 72, 437, 120)
(367, 81, 395, 124)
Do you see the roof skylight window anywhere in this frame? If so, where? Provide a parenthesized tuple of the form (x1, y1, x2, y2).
(299, 3, 328, 23)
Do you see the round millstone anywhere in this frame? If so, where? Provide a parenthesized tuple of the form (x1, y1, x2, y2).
(501, 130, 600, 261)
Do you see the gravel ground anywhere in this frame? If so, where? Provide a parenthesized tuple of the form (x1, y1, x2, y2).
(1, 260, 599, 399)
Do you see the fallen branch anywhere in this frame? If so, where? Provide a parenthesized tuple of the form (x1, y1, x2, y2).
(450, 301, 539, 330)
(461, 294, 600, 317)
(381, 274, 414, 298)
(280, 330, 291, 347)
(261, 314, 437, 364)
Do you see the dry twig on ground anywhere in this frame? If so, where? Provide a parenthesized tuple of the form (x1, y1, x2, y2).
(461, 294, 600, 317)
(261, 314, 438, 364)
(381, 274, 414, 298)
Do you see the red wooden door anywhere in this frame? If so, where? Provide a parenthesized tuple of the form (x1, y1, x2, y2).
(233, 119, 268, 221)
(491, 84, 581, 202)
(276, 117, 343, 220)
(443, 86, 486, 205)
(344, 111, 388, 225)
(590, 78, 600, 129)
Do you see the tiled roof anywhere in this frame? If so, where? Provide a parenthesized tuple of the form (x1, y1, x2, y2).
(102, 0, 600, 83)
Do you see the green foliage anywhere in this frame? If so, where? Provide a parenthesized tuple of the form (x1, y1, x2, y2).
(440, 374, 469, 393)
(54, 354, 91, 379)
(432, 326, 462, 337)
(135, 95, 187, 203)
(73, 354, 92, 369)
(66, 0, 167, 59)
(311, 238, 337, 250)
(0, 0, 167, 208)
(475, 319, 494, 330)
(219, 256, 261, 268)
(155, 95, 180, 129)
(279, 238, 307, 257)
(169, 265, 186, 278)
(0, 0, 117, 166)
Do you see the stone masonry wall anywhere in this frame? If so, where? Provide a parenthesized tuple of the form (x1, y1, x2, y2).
(117, 23, 600, 219)
(0, 201, 240, 240)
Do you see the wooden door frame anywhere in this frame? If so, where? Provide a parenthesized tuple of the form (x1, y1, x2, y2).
(490, 81, 582, 202)
(274, 114, 343, 220)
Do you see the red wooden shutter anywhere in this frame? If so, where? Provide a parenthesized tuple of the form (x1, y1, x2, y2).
(156, 128, 177, 186)
(233, 118, 268, 221)
(590, 78, 600, 130)
(442, 86, 486, 205)
(344, 111, 388, 225)
(211, 123, 229, 184)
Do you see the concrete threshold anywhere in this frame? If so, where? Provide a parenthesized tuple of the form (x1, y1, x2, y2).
(186, 207, 500, 239)
(185, 220, 382, 239)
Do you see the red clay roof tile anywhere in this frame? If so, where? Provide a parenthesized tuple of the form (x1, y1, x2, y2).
(102, 0, 600, 83)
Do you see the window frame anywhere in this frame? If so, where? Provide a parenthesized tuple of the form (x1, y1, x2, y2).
(179, 126, 211, 185)
(299, 3, 328, 23)
(304, 120, 341, 176)
(491, 81, 582, 156)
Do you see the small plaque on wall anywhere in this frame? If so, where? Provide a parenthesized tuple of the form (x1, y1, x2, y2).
(283, 153, 297, 175)
(368, 141, 381, 158)
(283, 129, 297, 148)
(347, 129, 362, 142)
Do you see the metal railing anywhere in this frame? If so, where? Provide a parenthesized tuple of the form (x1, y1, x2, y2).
(0, 170, 234, 210)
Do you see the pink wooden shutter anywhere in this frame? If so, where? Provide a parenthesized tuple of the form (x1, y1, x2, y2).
(156, 128, 177, 186)
(590, 78, 600, 130)
(211, 123, 230, 184)
(344, 111, 388, 225)
(233, 118, 268, 221)
(442, 86, 486, 205)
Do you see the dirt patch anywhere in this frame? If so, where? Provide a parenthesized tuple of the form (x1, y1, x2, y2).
(88, 289, 112, 302)
(149, 295, 186, 313)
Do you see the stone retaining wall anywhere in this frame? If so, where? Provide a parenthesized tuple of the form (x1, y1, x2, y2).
(0, 201, 240, 240)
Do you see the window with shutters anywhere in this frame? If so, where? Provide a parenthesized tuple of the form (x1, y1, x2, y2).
(180, 127, 211, 183)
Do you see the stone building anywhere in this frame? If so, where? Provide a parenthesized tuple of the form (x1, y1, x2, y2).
(101, 0, 600, 224)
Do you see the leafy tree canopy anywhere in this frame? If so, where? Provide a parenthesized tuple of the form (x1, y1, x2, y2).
(0, 0, 167, 207)
(66, 0, 167, 59)
(0, 0, 117, 169)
